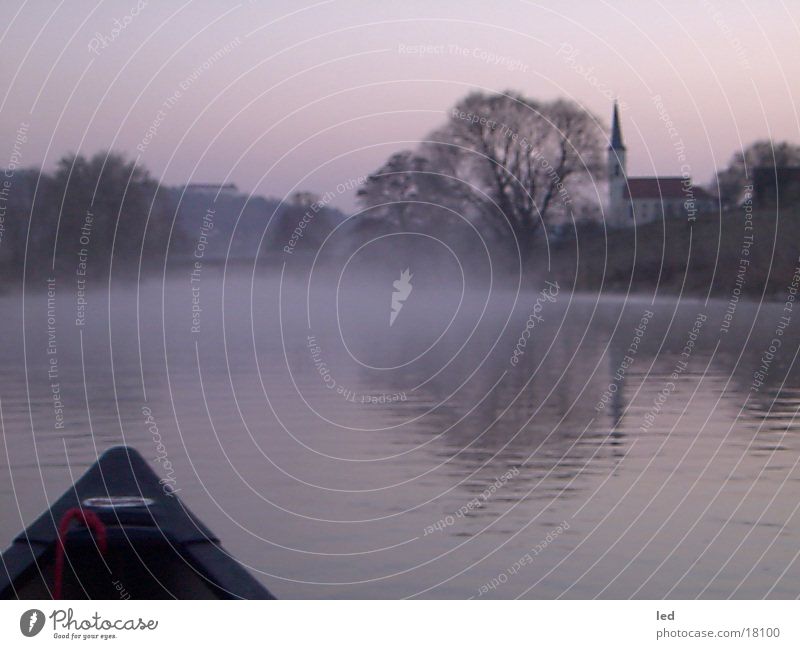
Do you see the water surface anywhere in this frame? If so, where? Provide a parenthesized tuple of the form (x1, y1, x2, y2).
(2, 264, 800, 598)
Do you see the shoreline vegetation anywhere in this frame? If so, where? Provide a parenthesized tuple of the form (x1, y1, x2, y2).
(1, 90, 798, 299)
(3, 167, 799, 302)
(539, 206, 800, 301)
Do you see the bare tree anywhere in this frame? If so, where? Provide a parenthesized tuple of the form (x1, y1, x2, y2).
(356, 91, 604, 258)
(437, 92, 603, 248)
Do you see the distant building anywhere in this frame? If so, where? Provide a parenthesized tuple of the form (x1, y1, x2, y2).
(184, 182, 239, 196)
(289, 191, 321, 208)
(607, 103, 715, 226)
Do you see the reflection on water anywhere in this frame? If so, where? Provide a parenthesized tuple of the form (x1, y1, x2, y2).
(2, 266, 800, 598)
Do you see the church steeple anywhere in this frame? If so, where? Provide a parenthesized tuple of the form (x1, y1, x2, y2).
(607, 101, 628, 224)
(610, 101, 625, 151)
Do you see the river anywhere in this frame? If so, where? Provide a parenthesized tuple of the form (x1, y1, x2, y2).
(2, 264, 800, 598)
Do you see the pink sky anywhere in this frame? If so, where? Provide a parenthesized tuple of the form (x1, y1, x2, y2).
(1, 0, 798, 209)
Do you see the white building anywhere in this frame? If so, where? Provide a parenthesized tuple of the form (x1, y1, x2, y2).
(607, 103, 714, 226)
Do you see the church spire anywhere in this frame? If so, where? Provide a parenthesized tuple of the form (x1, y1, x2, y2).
(610, 101, 625, 150)
(607, 101, 628, 224)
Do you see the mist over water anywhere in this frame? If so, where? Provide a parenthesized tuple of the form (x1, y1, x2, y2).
(3, 259, 800, 598)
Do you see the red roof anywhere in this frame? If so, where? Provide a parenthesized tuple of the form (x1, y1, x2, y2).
(624, 177, 687, 199)
(622, 177, 714, 201)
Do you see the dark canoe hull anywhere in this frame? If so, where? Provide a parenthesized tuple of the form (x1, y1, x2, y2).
(0, 446, 275, 599)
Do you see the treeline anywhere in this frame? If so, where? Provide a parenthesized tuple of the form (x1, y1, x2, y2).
(353, 89, 800, 252)
(4, 92, 799, 292)
(351, 90, 800, 284)
(354, 90, 605, 262)
(0, 152, 346, 289)
(1, 152, 181, 284)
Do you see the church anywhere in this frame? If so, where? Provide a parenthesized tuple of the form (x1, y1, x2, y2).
(607, 103, 715, 226)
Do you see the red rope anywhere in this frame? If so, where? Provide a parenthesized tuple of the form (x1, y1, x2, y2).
(53, 507, 107, 600)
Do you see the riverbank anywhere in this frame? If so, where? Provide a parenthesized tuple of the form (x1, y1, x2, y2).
(540, 206, 800, 299)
